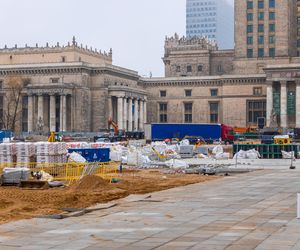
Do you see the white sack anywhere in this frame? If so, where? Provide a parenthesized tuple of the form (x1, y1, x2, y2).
(212, 145, 223, 155)
(68, 152, 87, 163)
(165, 159, 189, 169)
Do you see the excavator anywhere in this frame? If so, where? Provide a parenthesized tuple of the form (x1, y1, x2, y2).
(94, 118, 144, 142)
(108, 117, 120, 136)
(94, 118, 127, 143)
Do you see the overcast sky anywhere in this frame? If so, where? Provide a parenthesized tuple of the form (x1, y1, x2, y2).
(0, 0, 233, 77)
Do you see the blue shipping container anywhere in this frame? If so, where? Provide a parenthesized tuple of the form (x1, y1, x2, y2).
(68, 148, 110, 162)
(151, 123, 221, 141)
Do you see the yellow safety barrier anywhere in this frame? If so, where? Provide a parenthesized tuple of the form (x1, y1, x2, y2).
(0, 162, 118, 184)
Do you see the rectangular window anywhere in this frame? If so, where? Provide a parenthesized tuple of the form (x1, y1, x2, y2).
(269, 36, 275, 44)
(247, 49, 253, 58)
(210, 102, 219, 123)
(297, 40, 300, 48)
(269, 24, 275, 32)
(187, 65, 192, 72)
(160, 90, 166, 97)
(258, 0, 264, 9)
(298, 17, 300, 24)
(198, 65, 203, 72)
(247, 25, 253, 33)
(159, 103, 167, 123)
(210, 89, 218, 96)
(184, 103, 193, 123)
(51, 78, 59, 83)
(269, 48, 275, 57)
(258, 36, 264, 44)
(247, 13, 253, 21)
(247, 100, 266, 124)
(0, 80, 2, 89)
(298, 28, 300, 36)
(185, 90, 192, 97)
(176, 65, 181, 72)
(253, 87, 262, 96)
(247, 1, 253, 9)
(258, 24, 264, 33)
(269, 0, 275, 8)
(258, 48, 264, 58)
(247, 36, 253, 45)
(258, 12, 264, 20)
(61, 56, 66, 62)
(269, 12, 275, 20)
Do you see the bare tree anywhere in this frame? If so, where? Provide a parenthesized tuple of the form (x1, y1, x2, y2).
(0, 76, 30, 132)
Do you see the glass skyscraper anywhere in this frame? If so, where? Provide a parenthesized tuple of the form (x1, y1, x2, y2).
(186, 0, 234, 49)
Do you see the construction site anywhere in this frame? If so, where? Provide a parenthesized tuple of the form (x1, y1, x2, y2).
(3, 0, 300, 248)
(0, 120, 299, 224)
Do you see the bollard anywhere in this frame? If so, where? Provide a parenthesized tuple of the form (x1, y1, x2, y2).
(297, 193, 300, 219)
(119, 163, 123, 174)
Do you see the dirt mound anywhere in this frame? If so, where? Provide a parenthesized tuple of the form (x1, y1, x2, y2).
(0, 170, 219, 225)
(71, 175, 109, 191)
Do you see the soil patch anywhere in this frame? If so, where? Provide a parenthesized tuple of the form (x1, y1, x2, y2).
(71, 175, 109, 191)
(0, 169, 220, 225)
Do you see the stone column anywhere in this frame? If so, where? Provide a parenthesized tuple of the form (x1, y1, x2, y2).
(49, 95, 56, 132)
(296, 82, 300, 128)
(108, 96, 113, 129)
(117, 97, 123, 130)
(143, 100, 147, 125)
(280, 81, 287, 128)
(123, 98, 127, 131)
(134, 99, 138, 131)
(60, 95, 67, 132)
(37, 95, 44, 122)
(27, 95, 33, 132)
(128, 98, 133, 131)
(139, 100, 144, 130)
(266, 83, 273, 127)
(108, 96, 113, 119)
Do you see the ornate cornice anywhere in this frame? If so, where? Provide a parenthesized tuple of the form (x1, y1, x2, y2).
(0, 62, 139, 80)
(140, 75, 266, 87)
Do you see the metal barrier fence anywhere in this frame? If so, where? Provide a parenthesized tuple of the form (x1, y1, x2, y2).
(0, 162, 118, 184)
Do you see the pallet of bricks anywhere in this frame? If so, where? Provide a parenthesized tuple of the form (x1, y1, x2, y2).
(15, 143, 36, 168)
(36, 142, 68, 166)
(0, 143, 15, 168)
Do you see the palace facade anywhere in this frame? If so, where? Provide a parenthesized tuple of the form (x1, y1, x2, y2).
(2, 0, 300, 133)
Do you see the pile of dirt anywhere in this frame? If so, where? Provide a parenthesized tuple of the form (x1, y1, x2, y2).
(0, 169, 220, 225)
(71, 175, 108, 191)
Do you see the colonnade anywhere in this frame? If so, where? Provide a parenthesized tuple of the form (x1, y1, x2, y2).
(109, 96, 147, 131)
(266, 81, 300, 128)
(27, 94, 68, 133)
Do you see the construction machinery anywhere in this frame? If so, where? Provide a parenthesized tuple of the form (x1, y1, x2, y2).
(108, 117, 119, 136)
(273, 135, 291, 145)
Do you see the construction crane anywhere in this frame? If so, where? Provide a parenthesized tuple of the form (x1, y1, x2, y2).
(108, 117, 119, 135)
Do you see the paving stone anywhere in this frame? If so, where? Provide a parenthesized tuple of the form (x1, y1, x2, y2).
(1, 168, 300, 249)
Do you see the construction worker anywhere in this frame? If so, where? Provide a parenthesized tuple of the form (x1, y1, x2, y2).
(48, 132, 56, 142)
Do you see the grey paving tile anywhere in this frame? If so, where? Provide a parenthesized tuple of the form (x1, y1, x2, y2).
(1, 168, 300, 249)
